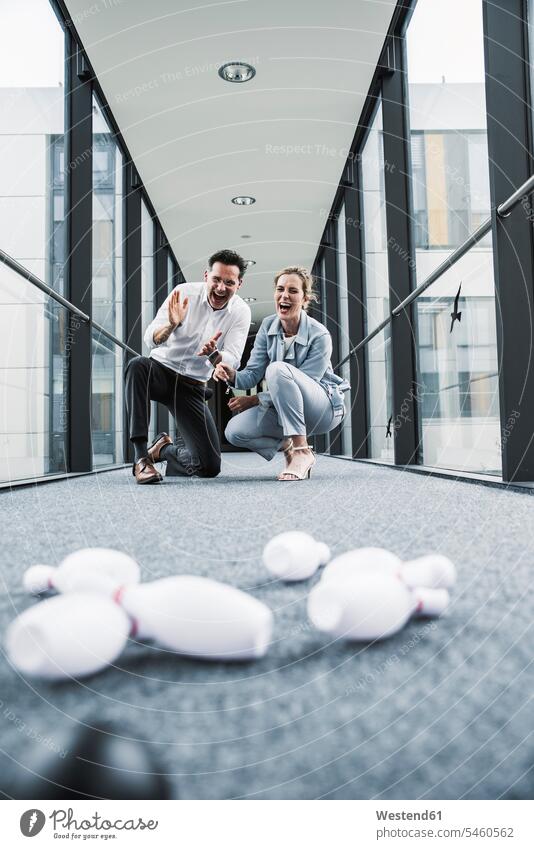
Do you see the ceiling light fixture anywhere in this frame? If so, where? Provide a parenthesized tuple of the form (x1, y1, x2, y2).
(218, 61, 256, 83)
(243, 297, 256, 302)
(240, 235, 251, 239)
(245, 260, 256, 267)
(232, 196, 255, 205)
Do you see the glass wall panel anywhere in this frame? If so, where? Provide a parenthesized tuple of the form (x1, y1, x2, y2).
(141, 199, 157, 441)
(365, 329, 394, 462)
(407, 0, 491, 282)
(166, 253, 177, 439)
(528, 1, 534, 144)
(141, 200, 155, 345)
(406, 0, 500, 475)
(91, 97, 124, 466)
(92, 96, 124, 338)
(0, 262, 68, 483)
(336, 203, 353, 456)
(0, 0, 65, 285)
(361, 100, 393, 461)
(317, 254, 330, 452)
(91, 331, 124, 468)
(167, 253, 175, 294)
(415, 240, 501, 474)
(0, 0, 67, 478)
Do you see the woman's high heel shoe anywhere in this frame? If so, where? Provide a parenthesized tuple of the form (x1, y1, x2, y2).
(278, 446, 316, 481)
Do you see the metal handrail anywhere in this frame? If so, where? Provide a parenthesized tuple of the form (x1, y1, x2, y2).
(336, 172, 534, 370)
(0, 247, 140, 357)
(92, 323, 139, 358)
(423, 370, 499, 396)
(3, 168, 534, 369)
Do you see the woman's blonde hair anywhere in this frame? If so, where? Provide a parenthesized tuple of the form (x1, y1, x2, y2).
(273, 266, 318, 310)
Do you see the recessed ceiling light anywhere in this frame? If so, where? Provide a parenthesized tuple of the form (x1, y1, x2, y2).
(245, 259, 256, 267)
(240, 234, 251, 239)
(243, 296, 256, 302)
(232, 196, 255, 205)
(218, 61, 256, 83)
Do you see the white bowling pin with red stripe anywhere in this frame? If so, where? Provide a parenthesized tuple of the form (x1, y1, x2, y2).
(23, 548, 140, 596)
(6, 593, 131, 680)
(116, 576, 273, 660)
(321, 547, 456, 589)
(308, 573, 449, 642)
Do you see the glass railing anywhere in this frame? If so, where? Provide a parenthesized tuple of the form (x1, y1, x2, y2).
(336, 172, 534, 478)
(366, 326, 394, 462)
(92, 329, 125, 468)
(414, 239, 500, 474)
(0, 259, 68, 483)
(0, 247, 138, 484)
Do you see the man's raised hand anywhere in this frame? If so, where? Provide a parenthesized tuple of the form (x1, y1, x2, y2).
(168, 289, 189, 328)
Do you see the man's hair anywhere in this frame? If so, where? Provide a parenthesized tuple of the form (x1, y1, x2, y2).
(208, 249, 247, 278)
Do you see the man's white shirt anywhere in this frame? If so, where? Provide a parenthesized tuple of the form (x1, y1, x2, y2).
(144, 281, 251, 382)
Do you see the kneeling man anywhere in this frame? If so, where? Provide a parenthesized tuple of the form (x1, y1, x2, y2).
(125, 249, 251, 484)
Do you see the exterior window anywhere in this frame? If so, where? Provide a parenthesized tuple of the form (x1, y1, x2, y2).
(361, 100, 393, 462)
(406, 0, 500, 475)
(411, 131, 491, 250)
(414, 244, 500, 474)
(317, 255, 330, 452)
(167, 253, 175, 294)
(335, 204, 353, 456)
(141, 200, 156, 349)
(91, 96, 124, 467)
(407, 0, 491, 277)
(0, 0, 67, 479)
(141, 199, 157, 442)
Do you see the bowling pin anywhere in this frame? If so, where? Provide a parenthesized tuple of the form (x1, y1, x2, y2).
(6, 594, 131, 680)
(308, 574, 449, 641)
(402, 554, 456, 589)
(263, 531, 330, 581)
(321, 547, 456, 589)
(23, 548, 141, 596)
(117, 576, 273, 660)
(21, 568, 274, 662)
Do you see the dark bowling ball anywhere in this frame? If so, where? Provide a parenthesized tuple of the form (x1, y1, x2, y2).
(13, 720, 171, 799)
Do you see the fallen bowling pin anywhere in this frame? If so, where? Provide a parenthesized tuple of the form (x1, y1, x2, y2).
(402, 554, 456, 589)
(23, 548, 141, 596)
(263, 531, 330, 581)
(30, 569, 274, 662)
(308, 574, 449, 642)
(321, 547, 456, 589)
(6, 593, 131, 680)
(117, 576, 273, 660)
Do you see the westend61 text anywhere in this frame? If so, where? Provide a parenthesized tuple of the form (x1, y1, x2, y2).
(376, 810, 442, 821)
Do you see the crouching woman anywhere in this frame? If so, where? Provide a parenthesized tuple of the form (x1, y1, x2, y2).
(214, 266, 349, 481)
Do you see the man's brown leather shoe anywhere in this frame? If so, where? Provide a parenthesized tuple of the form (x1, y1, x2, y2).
(132, 457, 163, 484)
(147, 432, 173, 463)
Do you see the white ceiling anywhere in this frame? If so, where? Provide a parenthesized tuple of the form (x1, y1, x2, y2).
(65, 0, 396, 322)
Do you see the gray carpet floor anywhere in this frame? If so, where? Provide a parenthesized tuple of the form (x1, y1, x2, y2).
(1, 453, 533, 800)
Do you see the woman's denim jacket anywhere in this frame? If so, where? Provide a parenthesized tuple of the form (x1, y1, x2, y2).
(234, 311, 350, 415)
